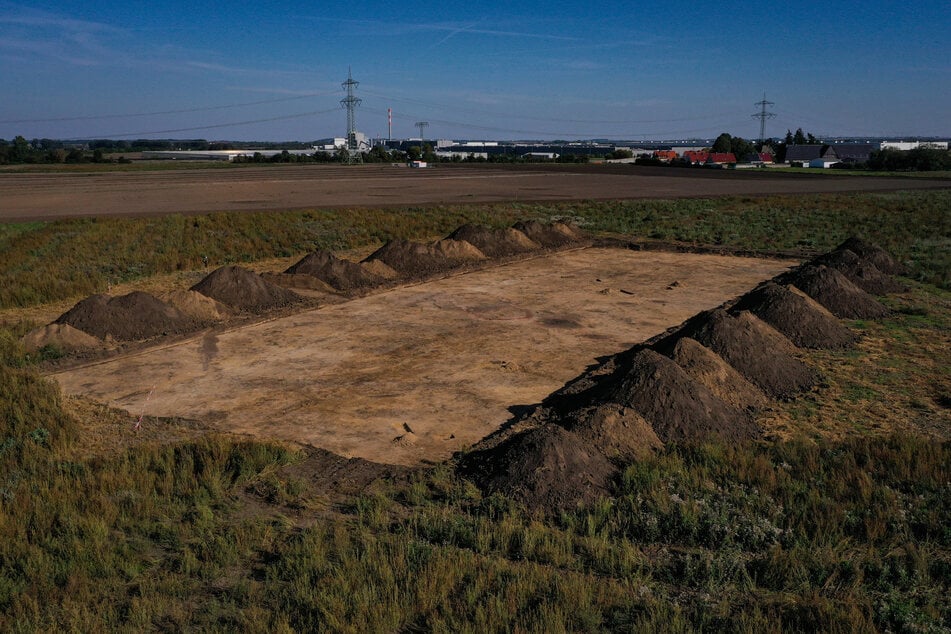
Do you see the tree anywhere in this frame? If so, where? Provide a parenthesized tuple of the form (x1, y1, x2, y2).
(712, 133, 733, 153)
(793, 128, 807, 145)
(11, 136, 30, 162)
(730, 136, 755, 160)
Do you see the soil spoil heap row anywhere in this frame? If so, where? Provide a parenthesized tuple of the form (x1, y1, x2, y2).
(283, 220, 586, 291)
(25, 220, 585, 351)
(36, 266, 303, 349)
(458, 238, 905, 514)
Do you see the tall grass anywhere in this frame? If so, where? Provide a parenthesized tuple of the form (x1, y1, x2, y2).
(1, 190, 949, 309)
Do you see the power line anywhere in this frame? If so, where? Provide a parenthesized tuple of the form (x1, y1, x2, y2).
(63, 107, 341, 140)
(365, 106, 748, 139)
(361, 88, 739, 125)
(0, 90, 340, 125)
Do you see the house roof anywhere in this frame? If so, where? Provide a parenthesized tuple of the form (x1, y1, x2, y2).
(829, 143, 877, 162)
(785, 144, 833, 161)
(706, 152, 736, 163)
(741, 153, 775, 163)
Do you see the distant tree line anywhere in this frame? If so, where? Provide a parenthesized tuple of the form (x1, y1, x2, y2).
(866, 147, 951, 172)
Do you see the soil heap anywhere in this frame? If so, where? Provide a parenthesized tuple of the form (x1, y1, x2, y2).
(662, 309, 816, 399)
(809, 249, 905, 295)
(601, 349, 759, 443)
(511, 220, 582, 248)
(836, 236, 908, 275)
(777, 265, 889, 319)
(448, 224, 541, 258)
(285, 250, 384, 291)
(55, 291, 197, 341)
(667, 337, 768, 411)
(731, 282, 857, 349)
(191, 265, 304, 313)
(558, 403, 662, 462)
(362, 238, 486, 278)
(458, 424, 616, 513)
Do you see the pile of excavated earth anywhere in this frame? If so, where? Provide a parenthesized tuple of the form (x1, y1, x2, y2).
(457, 237, 908, 514)
(24, 220, 585, 351)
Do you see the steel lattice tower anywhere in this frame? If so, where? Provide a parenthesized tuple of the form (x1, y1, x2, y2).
(751, 93, 776, 144)
(415, 121, 429, 148)
(340, 67, 362, 164)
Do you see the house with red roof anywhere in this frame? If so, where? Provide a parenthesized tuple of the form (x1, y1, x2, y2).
(682, 150, 709, 164)
(705, 152, 736, 165)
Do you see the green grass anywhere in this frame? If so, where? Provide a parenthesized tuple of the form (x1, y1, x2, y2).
(1, 189, 949, 310)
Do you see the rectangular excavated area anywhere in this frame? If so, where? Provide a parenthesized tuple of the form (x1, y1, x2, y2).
(52, 248, 794, 465)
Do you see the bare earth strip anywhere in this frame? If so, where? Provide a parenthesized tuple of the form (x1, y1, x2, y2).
(51, 248, 793, 465)
(2, 164, 949, 221)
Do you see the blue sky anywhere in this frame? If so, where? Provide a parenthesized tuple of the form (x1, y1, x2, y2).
(1, 1, 948, 141)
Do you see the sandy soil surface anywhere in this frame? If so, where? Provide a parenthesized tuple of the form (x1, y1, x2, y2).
(51, 248, 794, 465)
(2, 164, 948, 222)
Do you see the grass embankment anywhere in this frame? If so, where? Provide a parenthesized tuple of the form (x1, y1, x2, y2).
(1, 189, 949, 312)
(0, 282, 948, 630)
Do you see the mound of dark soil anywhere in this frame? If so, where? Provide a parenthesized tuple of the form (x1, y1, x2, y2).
(56, 291, 197, 341)
(604, 349, 759, 442)
(809, 249, 906, 295)
(286, 250, 384, 291)
(191, 265, 304, 312)
(732, 282, 857, 349)
(559, 403, 662, 461)
(458, 424, 615, 513)
(836, 237, 908, 275)
(511, 220, 581, 248)
(663, 309, 816, 399)
(448, 224, 541, 258)
(362, 238, 485, 277)
(778, 265, 889, 319)
(666, 337, 768, 411)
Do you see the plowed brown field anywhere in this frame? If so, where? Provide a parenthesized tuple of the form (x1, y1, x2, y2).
(2, 163, 949, 221)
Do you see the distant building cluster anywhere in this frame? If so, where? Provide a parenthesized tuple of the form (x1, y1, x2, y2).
(139, 136, 949, 167)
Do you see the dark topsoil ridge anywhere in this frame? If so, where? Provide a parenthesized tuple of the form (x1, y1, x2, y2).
(282, 220, 587, 290)
(190, 265, 304, 313)
(459, 237, 906, 514)
(43, 220, 586, 350)
(55, 291, 204, 342)
(284, 250, 383, 291)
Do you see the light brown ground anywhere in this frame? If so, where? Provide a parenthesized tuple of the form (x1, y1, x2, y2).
(2, 164, 949, 222)
(51, 248, 794, 465)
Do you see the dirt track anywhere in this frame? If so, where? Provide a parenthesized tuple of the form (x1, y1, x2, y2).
(2, 164, 949, 222)
(51, 247, 793, 465)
